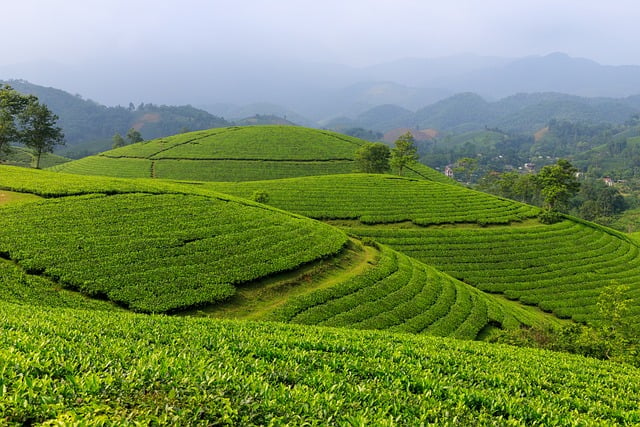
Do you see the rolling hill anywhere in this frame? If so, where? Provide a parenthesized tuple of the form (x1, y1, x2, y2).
(49, 125, 453, 183)
(205, 173, 640, 328)
(0, 165, 546, 337)
(3, 118, 640, 424)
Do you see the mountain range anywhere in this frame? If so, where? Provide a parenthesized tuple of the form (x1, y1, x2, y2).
(3, 53, 640, 123)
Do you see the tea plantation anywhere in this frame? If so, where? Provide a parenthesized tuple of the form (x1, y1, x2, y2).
(2, 120, 640, 424)
(50, 125, 451, 183)
(206, 172, 640, 329)
(207, 174, 540, 225)
(2, 302, 640, 425)
(0, 166, 547, 334)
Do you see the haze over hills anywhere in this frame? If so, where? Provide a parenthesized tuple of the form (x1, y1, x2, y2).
(3, 53, 640, 123)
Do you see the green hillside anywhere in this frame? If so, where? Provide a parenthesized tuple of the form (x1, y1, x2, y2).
(0, 168, 347, 313)
(3, 302, 640, 425)
(0, 165, 548, 337)
(206, 173, 640, 328)
(50, 125, 453, 183)
(207, 174, 540, 225)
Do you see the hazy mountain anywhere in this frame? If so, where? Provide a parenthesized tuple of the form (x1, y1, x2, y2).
(4, 53, 640, 124)
(2, 80, 230, 155)
(441, 53, 640, 99)
(344, 92, 640, 134)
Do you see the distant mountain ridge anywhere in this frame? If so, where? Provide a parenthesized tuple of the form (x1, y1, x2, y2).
(1, 79, 230, 156)
(332, 92, 640, 134)
(3, 53, 640, 122)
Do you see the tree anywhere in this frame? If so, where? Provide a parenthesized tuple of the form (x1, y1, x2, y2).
(126, 128, 143, 144)
(112, 133, 126, 149)
(355, 142, 390, 173)
(453, 157, 478, 184)
(390, 132, 418, 176)
(535, 159, 580, 211)
(0, 85, 31, 156)
(19, 99, 65, 168)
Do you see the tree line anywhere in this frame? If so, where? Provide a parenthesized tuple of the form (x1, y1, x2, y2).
(0, 85, 64, 168)
(354, 132, 418, 176)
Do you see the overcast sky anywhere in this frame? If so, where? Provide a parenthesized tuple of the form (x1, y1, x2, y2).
(3, 0, 640, 67)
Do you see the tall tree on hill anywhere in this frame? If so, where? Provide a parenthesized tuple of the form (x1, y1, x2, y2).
(355, 142, 390, 173)
(535, 159, 580, 211)
(390, 132, 418, 176)
(112, 133, 126, 149)
(0, 85, 31, 156)
(127, 128, 143, 144)
(19, 98, 65, 169)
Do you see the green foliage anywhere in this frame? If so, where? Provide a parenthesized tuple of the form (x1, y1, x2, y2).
(453, 157, 478, 183)
(0, 84, 64, 166)
(538, 208, 562, 224)
(206, 174, 540, 226)
(19, 98, 65, 168)
(390, 132, 419, 176)
(112, 132, 125, 149)
(535, 159, 580, 210)
(354, 142, 390, 173)
(251, 190, 270, 204)
(126, 127, 143, 144)
(2, 302, 640, 425)
(0, 84, 31, 155)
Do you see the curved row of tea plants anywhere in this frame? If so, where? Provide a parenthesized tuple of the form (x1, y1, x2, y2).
(50, 125, 454, 183)
(349, 220, 640, 327)
(206, 174, 540, 225)
(271, 245, 550, 339)
(2, 302, 639, 425)
(0, 258, 118, 312)
(0, 192, 348, 313)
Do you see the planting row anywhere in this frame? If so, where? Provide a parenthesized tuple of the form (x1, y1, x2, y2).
(271, 245, 546, 338)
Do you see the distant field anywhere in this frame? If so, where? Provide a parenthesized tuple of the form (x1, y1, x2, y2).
(50, 125, 454, 183)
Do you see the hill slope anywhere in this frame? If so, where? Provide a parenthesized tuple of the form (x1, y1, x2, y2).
(0, 165, 551, 336)
(206, 174, 539, 225)
(50, 125, 453, 183)
(205, 173, 640, 328)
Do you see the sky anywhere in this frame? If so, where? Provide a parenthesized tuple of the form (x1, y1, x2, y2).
(3, 0, 640, 68)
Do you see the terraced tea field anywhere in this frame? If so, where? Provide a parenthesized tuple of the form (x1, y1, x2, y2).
(207, 173, 640, 328)
(0, 191, 348, 313)
(1, 165, 550, 337)
(270, 244, 549, 339)
(49, 125, 452, 183)
(207, 174, 540, 225)
(350, 220, 640, 327)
